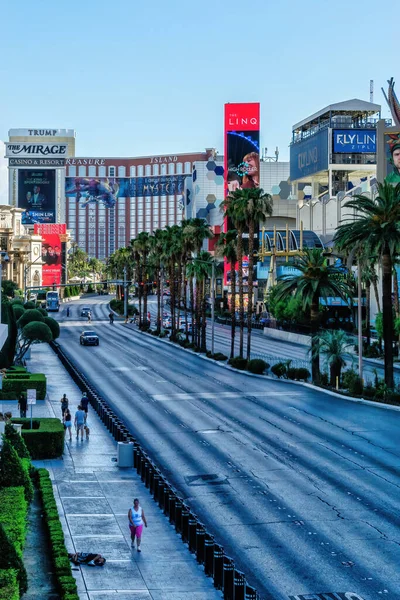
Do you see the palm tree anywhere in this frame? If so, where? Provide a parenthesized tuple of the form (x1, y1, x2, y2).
(222, 190, 248, 358)
(244, 188, 273, 360)
(334, 181, 400, 388)
(162, 225, 183, 340)
(134, 232, 151, 326)
(275, 248, 352, 383)
(313, 329, 353, 387)
(149, 229, 165, 334)
(186, 252, 213, 351)
(216, 230, 238, 359)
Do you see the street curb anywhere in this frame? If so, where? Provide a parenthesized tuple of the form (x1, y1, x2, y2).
(123, 322, 400, 413)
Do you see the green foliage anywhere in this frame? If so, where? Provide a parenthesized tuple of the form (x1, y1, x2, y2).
(22, 321, 53, 344)
(87, 283, 94, 293)
(2, 280, 18, 298)
(0, 302, 18, 370)
(228, 356, 248, 370)
(38, 308, 48, 317)
(1, 373, 47, 399)
(0, 524, 27, 595)
(43, 317, 60, 340)
(0, 569, 19, 600)
(0, 487, 28, 555)
(287, 367, 311, 381)
(23, 301, 36, 310)
(271, 361, 290, 378)
(15, 418, 64, 459)
(206, 351, 228, 361)
(342, 369, 363, 396)
(64, 286, 70, 298)
(4, 423, 30, 459)
(0, 439, 33, 502)
(17, 308, 44, 328)
(268, 286, 307, 322)
(11, 304, 25, 321)
(247, 359, 269, 374)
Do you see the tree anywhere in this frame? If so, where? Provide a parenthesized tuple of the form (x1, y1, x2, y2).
(4, 422, 30, 459)
(334, 181, 400, 388)
(14, 309, 57, 364)
(222, 190, 248, 358)
(313, 329, 353, 387)
(1, 280, 18, 298)
(0, 438, 33, 502)
(216, 230, 238, 358)
(244, 188, 273, 359)
(134, 232, 152, 326)
(274, 248, 352, 383)
(0, 523, 28, 595)
(68, 245, 90, 279)
(0, 300, 18, 369)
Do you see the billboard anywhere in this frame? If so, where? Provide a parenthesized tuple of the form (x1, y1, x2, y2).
(333, 130, 376, 153)
(383, 131, 400, 184)
(65, 175, 188, 207)
(6, 143, 68, 157)
(290, 128, 329, 181)
(34, 224, 66, 287)
(18, 169, 56, 224)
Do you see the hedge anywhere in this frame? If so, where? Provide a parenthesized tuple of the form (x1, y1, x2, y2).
(37, 469, 78, 599)
(0, 523, 27, 595)
(0, 373, 47, 400)
(0, 569, 19, 600)
(0, 487, 28, 556)
(4, 423, 30, 459)
(247, 359, 269, 374)
(12, 418, 64, 459)
(0, 440, 33, 503)
(228, 356, 248, 370)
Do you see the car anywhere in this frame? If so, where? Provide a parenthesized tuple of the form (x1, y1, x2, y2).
(80, 331, 99, 346)
(163, 317, 172, 328)
(81, 306, 91, 317)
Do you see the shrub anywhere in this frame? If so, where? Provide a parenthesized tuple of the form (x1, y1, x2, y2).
(319, 371, 329, 386)
(271, 362, 288, 378)
(342, 369, 363, 395)
(363, 382, 375, 398)
(4, 423, 30, 459)
(23, 301, 36, 310)
(0, 440, 33, 503)
(159, 330, 168, 338)
(17, 308, 44, 328)
(44, 317, 60, 340)
(11, 304, 25, 321)
(296, 367, 311, 381)
(38, 308, 48, 317)
(0, 569, 19, 600)
(228, 356, 248, 370)
(64, 286, 70, 298)
(214, 352, 228, 361)
(0, 487, 28, 555)
(13, 418, 64, 459)
(0, 524, 27, 595)
(1, 373, 47, 399)
(247, 359, 268, 374)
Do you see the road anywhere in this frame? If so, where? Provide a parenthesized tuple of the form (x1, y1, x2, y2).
(54, 296, 400, 600)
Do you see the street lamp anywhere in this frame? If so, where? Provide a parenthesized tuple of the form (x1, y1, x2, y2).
(0, 251, 10, 323)
(24, 254, 43, 302)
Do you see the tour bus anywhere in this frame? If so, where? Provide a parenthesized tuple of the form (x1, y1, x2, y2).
(46, 291, 60, 312)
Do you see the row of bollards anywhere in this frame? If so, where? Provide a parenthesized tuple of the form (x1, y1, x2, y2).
(51, 342, 261, 600)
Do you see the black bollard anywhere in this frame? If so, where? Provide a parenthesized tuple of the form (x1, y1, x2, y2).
(213, 544, 224, 590)
(223, 556, 234, 600)
(169, 493, 176, 524)
(164, 486, 170, 517)
(174, 498, 182, 533)
(181, 505, 189, 543)
(153, 472, 160, 502)
(196, 524, 205, 564)
(234, 570, 245, 600)
(204, 534, 214, 577)
(245, 584, 258, 600)
(158, 479, 165, 510)
(188, 514, 197, 553)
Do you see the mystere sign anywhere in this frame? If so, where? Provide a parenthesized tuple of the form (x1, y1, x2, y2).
(6, 143, 68, 157)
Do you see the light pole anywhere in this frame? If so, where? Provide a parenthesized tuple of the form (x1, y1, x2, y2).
(357, 261, 363, 383)
(160, 262, 164, 331)
(123, 266, 128, 322)
(24, 254, 43, 301)
(0, 252, 10, 323)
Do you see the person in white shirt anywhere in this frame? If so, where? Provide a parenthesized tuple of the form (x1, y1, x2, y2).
(128, 498, 147, 552)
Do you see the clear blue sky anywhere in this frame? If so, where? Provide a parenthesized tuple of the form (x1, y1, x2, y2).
(0, 0, 395, 160)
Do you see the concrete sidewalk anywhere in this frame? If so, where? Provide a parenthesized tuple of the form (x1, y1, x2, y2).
(9, 344, 222, 600)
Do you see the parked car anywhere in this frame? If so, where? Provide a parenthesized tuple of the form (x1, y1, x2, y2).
(81, 306, 91, 317)
(80, 331, 99, 346)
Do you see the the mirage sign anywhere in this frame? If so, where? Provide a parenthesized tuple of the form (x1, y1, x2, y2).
(6, 143, 68, 157)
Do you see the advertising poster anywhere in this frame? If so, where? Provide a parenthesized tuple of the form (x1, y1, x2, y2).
(65, 175, 188, 206)
(34, 224, 66, 286)
(384, 131, 400, 184)
(18, 169, 56, 224)
(333, 130, 376, 153)
(224, 102, 260, 285)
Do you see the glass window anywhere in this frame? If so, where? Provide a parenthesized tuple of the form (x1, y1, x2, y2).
(161, 163, 167, 175)
(130, 166, 136, 177)
(99, 166, 106, 177)
(137, 165, 144, 177)
(153, 164, 159, 176)
(109, 166, 116, 177)
(68, 166, 76, 177)
(118, 166, 126, 177)
(184, 161, 191, 173)
(176, 163, 183, 174)
(78, 166, 86, 176)
(168, 162, 175, 175)
(88, 166, 96, 176)
(145, 165, 151, 176)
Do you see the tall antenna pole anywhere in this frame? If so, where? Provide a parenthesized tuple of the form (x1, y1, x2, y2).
(370, 80, 374, 103)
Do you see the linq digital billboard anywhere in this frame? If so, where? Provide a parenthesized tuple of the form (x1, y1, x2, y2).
(18, 169, 56, 224)
(34, 224, 66, 286)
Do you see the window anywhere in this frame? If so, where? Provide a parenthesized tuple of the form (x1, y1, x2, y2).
(99, 166, 106, 177)
(168, 162, 175, 175)
(137, 165, 144, 177)
(78, 166, 86, 176)
(130, 166, 136, 177)
(68, 166, 77, 177)
(176, 163, 183, 174)
(109, 166, 116, 177)
(153, 164, 159, 176)
(145, 165, 151, 176)
(118, 166, 126, 177)
(161, 163, 167, 175)
(184, 161, 191, 173)
(88, 166, 96, 176)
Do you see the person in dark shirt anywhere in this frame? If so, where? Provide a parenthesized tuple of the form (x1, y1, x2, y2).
(18, 394, 27, 418)
(80, 392, 89, 415)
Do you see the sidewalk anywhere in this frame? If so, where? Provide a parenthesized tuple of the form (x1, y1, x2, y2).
(10, 344, 222, 600)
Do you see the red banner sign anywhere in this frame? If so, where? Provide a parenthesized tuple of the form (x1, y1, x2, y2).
(34, 224, 66, 286)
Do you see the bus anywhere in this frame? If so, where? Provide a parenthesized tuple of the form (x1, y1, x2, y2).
(46, 291, 60, 312)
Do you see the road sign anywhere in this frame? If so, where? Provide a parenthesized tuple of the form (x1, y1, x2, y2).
(27, 389, 37, 405)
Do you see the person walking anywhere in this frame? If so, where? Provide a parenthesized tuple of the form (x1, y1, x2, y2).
(18, 393, 27, 418)
(80, 392, 89, 416)
(87, 311, 92, 324)
(109, 312, 114, 324)
(60, 393, 69, 417)
(66, 306, 70, 317)
(128, 498, 147, 552)
(63, 408, 72, 441)
(74, 405, 86, 440)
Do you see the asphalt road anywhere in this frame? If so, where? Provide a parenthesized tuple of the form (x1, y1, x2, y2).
(54, 296, 400, 600)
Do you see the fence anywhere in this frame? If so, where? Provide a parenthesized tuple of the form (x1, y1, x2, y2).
(50, 341, 262, 600)
(251, 351, 311, 372)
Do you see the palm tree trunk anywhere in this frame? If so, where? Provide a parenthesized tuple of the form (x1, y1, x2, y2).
(170, 263, 176, 340)
(143, 258, 148, 326)
(382, 250, 394, 388)
(366, 280, 371, 348)
(189, 276, 195, 344)
(237, 226, 244, 358)
(246, 220, 255, 361)
(201, 279, 207, 352)
(372, 276, 381, 314)
(196, 283, 201, 348)
(310, 293, 320, 383)
(230, 259, 236, 359)
(138, 265, 143, 326)
(156, 268, 161, 334)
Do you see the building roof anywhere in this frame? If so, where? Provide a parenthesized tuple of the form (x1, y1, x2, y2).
(292, 99, 381, 132)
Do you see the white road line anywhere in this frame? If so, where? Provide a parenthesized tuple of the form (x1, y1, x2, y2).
(152, 391, 301, 401)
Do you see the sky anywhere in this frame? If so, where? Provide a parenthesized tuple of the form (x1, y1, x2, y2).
(0, 0, 396, 161)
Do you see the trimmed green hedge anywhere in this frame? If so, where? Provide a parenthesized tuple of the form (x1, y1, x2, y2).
(0, 440, 33, 503)
(0, 373, 46, 400)
(12, 418, 64, 459)
(37, 469, 78, 599)
(0, 569, 19, 600)
(0, 487, 28, 556)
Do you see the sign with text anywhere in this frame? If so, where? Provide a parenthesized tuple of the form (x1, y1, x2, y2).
(34, 224, 66, 286)
(18, 169, 56, 224)
(6, 142, 68, 157)
(333, 129, 376, 153)
(27, 389, 37, 405)
(290, 129, 329, 181)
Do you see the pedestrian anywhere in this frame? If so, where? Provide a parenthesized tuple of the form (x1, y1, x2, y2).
(147, 311, 151, 324)
(63, 408, 72, 441)
(74, 405, 86, 440)
(109, 312, 114, 324)
(66, 306, 70, 317)
(87, 311, 92, 323)
(18, 393, 27, 418)
(80, 392, 89, 416)
(84, 421, 90, 439)
(128, 498, 147, 552)
(61, 393, 69, 417)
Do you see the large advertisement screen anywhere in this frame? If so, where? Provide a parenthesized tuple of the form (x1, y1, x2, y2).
(333, 129, 376, 153)
(34, 224, 66, 286)
(384, 131, 400, 184)
(224, 103, 260, 286)
(18, 169, 56, 224)
(290, 128, 329, 181)
(65, 175, 188, 206)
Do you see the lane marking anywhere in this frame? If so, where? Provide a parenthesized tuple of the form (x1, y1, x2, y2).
(152, 391, 301, 401)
